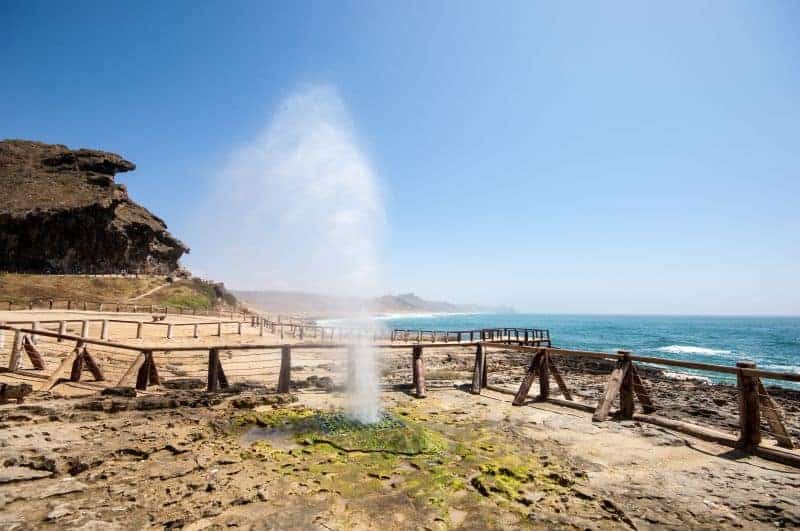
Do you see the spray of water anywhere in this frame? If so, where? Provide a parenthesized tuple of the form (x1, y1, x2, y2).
(194, 84, 384, 423)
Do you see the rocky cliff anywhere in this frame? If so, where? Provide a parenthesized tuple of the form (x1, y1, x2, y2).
(0, 140, 189, 274)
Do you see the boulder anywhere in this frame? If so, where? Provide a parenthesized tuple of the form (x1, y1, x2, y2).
(0, 139, 188, 274)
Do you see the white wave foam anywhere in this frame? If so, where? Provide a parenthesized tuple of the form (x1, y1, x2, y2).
(663, 371, 712, 384)
(760, 364, 800, 374)
(656, 345, 731, 356)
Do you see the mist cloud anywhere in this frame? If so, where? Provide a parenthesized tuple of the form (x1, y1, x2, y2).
(193, 84, 385, 297)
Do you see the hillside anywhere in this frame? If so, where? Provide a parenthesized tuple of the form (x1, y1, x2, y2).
(0, 273, 237, 310)
(234, 290, 514, 317)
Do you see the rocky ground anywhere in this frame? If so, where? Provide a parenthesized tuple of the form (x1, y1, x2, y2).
(381, 347, 800, 444)
(1, 381, 800, 530)
(1, 316, 800, 529)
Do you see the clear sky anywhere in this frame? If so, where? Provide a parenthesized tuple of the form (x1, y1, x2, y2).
(2, 1, 799, 315)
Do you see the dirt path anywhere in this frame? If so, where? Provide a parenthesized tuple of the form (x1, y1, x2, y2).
(127, 282, 172, 302)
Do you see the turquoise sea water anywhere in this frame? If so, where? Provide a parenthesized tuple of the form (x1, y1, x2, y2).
(379, 314, 800, 386)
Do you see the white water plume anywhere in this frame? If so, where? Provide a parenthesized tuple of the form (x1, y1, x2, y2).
(196, 84, 384, 423)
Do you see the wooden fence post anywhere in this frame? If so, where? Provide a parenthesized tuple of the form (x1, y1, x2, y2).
(619, 351, 634, 419)
(57, 321, 66, 342)
(136, 322, 143, 339)
(100, 320, 109, 340)
(207, 348, 221, 393)
(217, 322, 222, 337)
(166, 323, 173, 339)
(278, 346, 292, 393)
(412, 345, 426, 398)
(471, 344, 484, 394)
(80, 320, 89, 338)
(736, 361, 761, 451)
(193, 324, 199, 339)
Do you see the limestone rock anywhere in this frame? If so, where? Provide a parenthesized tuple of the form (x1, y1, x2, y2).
(0, 139, 188, 274)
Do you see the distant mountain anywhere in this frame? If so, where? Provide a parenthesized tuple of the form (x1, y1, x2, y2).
(233, 290, 514, 318)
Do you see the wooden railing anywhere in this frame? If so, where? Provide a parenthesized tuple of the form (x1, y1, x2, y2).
(391, 327, 550, 345)
(473, 342, 799, 465)
(2, 323, 797, 467)
(0, 298, 249, 319)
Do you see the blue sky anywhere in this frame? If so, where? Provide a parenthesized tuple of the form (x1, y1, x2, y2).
(2, 1, 799, 314)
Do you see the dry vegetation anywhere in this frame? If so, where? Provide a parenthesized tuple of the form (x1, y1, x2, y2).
(0, 274, 236, 310)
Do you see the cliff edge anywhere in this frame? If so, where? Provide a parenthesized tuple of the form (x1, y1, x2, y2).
(0, 139, 188, 274)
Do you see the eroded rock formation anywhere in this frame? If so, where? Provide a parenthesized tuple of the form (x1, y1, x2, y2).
(0, 140, 189, 274)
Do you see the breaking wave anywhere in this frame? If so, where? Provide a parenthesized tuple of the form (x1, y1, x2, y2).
(656, 345, 731, 356)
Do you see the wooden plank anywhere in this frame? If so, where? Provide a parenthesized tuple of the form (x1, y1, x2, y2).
(592, 362, 627, 422)
(81, 347, 105, 381)
(43, 345, 81, 391)
(630, 365, 656, 413)
(147, 351, 160, 386)
(548, 359, 573, 401)
(216, 358, 229, 389)
(22, 336, 46, 370)
(618, 352, 634, 419)
(736, 361, 761, 451)
(757, 379, 794, 449)
(537, 352, 550, 400)
(117, 353, 146, 387)
(512, 351, 543, 406)
(8, 330, 23, 371)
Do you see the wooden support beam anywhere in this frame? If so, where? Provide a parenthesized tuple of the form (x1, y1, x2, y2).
(8, 330, 23, 371)
(736, 361, 761, 451)
(756, 379, 793, 449)
(43, 343, 82, 391)
(619, 351, 635, 419)
(471, 344, 484, 394)
(512, 350, 544, 406)
(208, 348, 221, 393)
(135, 352, 152, 391)
(80, 347, 104, 382)
(22, 336, 46, 370)
(412, 345, 426, 398)
(57, 321, 66, 342)
(630, 365, 656, 413)
(537, 352, 550, 400)
(277, 346, 291, 393)
(549, 357, 572, 401)
(592, 360, 628, 422)
(117, 352, 146, 387)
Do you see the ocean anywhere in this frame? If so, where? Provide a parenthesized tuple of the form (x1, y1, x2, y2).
(377, 313, 800, 387)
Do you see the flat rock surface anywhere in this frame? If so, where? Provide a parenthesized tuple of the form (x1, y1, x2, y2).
(0, 385, 798, 530)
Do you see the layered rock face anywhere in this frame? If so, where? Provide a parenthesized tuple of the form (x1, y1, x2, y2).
(0, 140, 189, 274)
